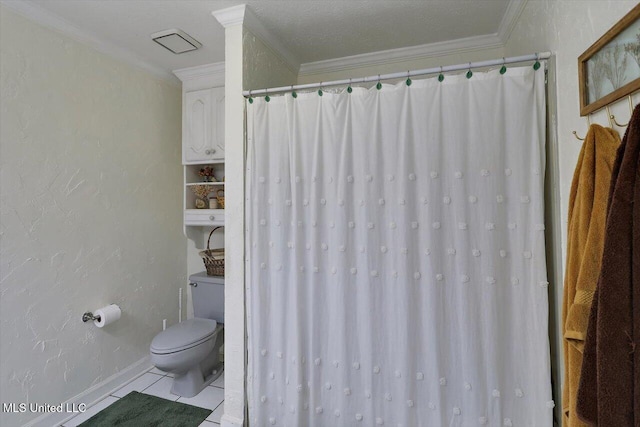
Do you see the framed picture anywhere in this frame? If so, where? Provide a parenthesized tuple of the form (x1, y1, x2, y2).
(579, 4, 640, 116)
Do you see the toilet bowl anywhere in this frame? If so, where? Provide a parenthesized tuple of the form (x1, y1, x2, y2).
(150, 318, 224, 397)
(150, 273, 225, 397)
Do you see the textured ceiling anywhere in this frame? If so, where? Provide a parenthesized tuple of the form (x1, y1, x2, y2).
(8, 0, 511, 78)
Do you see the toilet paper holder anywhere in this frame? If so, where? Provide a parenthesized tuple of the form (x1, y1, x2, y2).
(82, 304, 121, 328)
(82, 311, 101, 323)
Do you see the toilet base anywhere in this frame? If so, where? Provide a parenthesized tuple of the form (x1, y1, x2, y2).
(170, 362, 223, 397)
(169, 327, 224, 398)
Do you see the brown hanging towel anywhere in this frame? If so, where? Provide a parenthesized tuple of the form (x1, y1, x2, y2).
(562, 124, 620, 427)
(576, 104, 640, 426)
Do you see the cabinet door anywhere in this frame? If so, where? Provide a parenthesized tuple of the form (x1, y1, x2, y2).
(184, 89, 213, 164)
(210, 87, 225, 160)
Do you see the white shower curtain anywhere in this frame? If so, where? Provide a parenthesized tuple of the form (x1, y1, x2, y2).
(246, 66, 552, 427)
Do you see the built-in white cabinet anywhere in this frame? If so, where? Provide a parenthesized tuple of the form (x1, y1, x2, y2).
(183, 87, 225, 164)
(174, 63, 226, 244)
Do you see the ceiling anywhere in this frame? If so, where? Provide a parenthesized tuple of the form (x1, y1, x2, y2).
(3, 0, 516, 82)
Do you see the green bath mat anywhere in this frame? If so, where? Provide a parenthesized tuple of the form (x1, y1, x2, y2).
(79, 391, 212, 426)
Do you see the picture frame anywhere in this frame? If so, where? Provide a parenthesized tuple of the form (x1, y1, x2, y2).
(579, 4, 640, 116)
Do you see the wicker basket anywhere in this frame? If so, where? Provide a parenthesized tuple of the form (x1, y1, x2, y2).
(199, 227, 224, 276)
(216, 189, 225, 209)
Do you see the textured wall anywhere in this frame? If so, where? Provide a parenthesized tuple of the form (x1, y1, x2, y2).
(243, 28, 298, 91)
(0, 7, 185, 426)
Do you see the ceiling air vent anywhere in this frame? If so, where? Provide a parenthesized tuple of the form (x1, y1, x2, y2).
(151, 29, 202, 54)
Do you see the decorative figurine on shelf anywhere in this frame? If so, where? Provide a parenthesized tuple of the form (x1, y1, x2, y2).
(191, 185, 213, 209)
(198, 167, 216, 182)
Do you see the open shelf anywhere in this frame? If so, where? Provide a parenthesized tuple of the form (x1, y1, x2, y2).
(186, 182, 225, 186)
(184, 161, 225, 247)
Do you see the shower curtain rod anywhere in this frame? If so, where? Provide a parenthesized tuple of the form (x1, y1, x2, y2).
(243, 51, 551, 97)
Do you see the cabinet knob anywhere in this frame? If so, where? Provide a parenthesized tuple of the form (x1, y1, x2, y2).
(205, 149, 216, 155)
(209, 215, 215, 221)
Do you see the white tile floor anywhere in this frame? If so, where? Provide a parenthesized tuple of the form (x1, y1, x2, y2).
(63, 367, 224, 427)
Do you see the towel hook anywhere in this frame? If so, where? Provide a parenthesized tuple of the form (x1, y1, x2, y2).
(610, 95, 633, 127)
(610, 113, 629, 128)
(573, 114, 590, 141)
(605, 106, 615, 128)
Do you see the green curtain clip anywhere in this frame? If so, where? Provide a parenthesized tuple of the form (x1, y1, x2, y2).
(438, 66, 444, 82)
(347, 78, 353, 93)
(406, 71, 412, 86)
(248, 91, 253, 104)
(265, 94, 270, 102)
(376, 75, 382, 90)
(500, 58, 507, 75)
(290, 86, 297, 98)
(533, 53, 541, 70)
(318, 89, 323, 96)
(466, 63, 473, 79)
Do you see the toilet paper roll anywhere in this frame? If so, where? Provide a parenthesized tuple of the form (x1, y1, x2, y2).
(93, 304, 121, 328)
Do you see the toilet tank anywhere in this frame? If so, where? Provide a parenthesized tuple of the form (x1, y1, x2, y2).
(189, 272, 224, 324)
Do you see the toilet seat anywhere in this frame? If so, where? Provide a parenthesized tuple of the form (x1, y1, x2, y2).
(150, 318, 217, 355)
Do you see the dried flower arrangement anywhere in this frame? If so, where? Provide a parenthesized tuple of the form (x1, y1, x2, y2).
(198, 167, 216, 182)
(191, 184, 213, 200)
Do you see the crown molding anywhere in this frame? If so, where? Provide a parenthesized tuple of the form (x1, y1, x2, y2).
(0, 0, 179, 86)
(298, 33, 504, 77)
(173, 62, 225, 82)
(212, 4, 300, 75)
(211, 4, 246, 28)
(497, 0, 529, 43)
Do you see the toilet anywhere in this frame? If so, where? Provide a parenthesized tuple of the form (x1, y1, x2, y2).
(150, 273, 224, 398)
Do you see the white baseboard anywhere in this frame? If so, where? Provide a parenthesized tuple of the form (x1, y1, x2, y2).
(220, 413, 244, 427)
(23, 356, 152, 427)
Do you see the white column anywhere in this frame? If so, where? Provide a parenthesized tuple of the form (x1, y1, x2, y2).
(213, 5, 247, 427)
